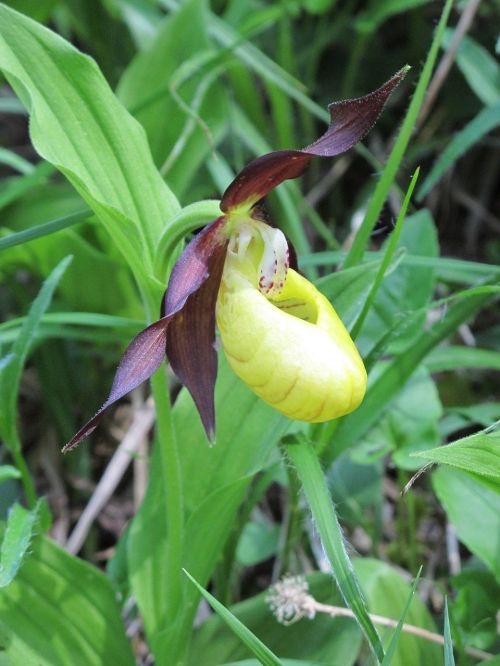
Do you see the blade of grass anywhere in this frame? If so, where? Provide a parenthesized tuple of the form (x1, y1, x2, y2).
(344, 0, 454, 268)
(285, 436, 385, 664)
(183, 569, 283, 666)
(0, 209, 90, 251)
(443, 598, 456, 666)
(381, 568, 422, 665)
(417, 102, 500, 200)
(351, 168, 420, 339)
(0, 256, 72, 506)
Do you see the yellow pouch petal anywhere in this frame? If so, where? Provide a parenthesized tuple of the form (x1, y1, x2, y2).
(216, 266, 367, 422)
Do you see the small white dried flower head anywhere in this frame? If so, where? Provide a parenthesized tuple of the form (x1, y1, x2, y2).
(266, 574, 316, 625)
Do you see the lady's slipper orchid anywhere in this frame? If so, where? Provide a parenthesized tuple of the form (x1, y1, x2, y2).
(63, 68, 407, 452)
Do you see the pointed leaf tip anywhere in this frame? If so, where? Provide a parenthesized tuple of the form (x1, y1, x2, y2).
(221, 67, 408, 211)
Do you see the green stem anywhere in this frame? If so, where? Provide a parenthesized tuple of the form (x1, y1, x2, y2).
(11, 443, 36, 509)
(150, 363, 184, 626)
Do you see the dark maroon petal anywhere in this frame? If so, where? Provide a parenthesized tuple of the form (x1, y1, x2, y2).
(166, 241, 228, 442)
(221, 67, 408, 212)
(164, 216, 228, 315)
(62, 317, 171, 453)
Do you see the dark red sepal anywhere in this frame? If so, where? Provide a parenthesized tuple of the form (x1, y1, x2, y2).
(164, 216, 227, 315)
(166, 241, 228, 441)
(221, 67, 408, 212)
(62, 317, 171, 453)
(63, 217, 229, 452)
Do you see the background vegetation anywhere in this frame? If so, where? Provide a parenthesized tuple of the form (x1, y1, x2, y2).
(0, 0, 499, 665)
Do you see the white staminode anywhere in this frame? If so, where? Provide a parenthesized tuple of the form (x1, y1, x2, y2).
(227, 220, 290, 299)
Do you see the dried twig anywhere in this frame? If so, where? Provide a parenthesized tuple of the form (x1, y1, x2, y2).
(416, 0, 482, 131)
(65, 397, 155, 555)
(267, 575, 493, 662)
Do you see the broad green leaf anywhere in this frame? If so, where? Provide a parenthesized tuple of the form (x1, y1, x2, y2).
(184, 570, 283, 666)
(452, 569, 500, 651)
(189, 572, 362, 666)
(327, 287, 496, 463)
(0, 5, 179, 280)
(351, 169, 420, 339)
(433, 467, 500, 576)
(0, 502, 39, 588)
(127, 356, 288, 664)
(355, 559, 441, 666)
(0, 536, 134, 666)
(355, 368, 442, 470)
(418, 103, 500, 200)
(0, 256, 71, 448)
(236, 521, 280, 566)
(442, 30, 500, 106)
(415, 429, 500, 493)
(356, 209, 438, 355)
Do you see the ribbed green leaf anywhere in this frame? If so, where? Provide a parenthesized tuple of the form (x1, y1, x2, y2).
(0, 536, 135, 666)
(0, 502, 40, 588)
(0, 4, 179, 281)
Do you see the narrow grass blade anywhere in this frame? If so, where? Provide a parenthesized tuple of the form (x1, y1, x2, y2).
(443, 598, 456, 666)
(0, 210, 90, 251)
(183, 569, 283, 666)
(350, 168, 420, 339)
(344, 0, 454, 268)
(381, 568, 422, 665)
(0, 502, 40, 588)
(0, 256, 72, 449)
(285, 437, 384, 663)
(417, 102, 500, 200)
(0, 148, 34, 174)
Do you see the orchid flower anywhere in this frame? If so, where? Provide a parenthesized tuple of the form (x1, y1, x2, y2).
(63, 68, 407, 452)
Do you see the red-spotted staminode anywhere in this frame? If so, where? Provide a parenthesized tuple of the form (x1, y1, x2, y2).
(63, 68, 408, 452)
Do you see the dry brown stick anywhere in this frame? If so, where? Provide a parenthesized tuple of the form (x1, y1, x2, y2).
(310, 599, 493, 661)
(416, 0, 482, 131)
(65, 397, 155, 555)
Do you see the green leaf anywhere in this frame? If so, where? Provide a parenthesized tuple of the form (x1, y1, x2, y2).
(127, 356, 288, 663)
(355, 0, 432, 34)
(0, 502, 39, 588)
(189, 572, 362, 666)
(452, 569, 500, 651)
(417, 103, 500, 200)
(0, 536, 135, 665)
(414, 428, 500, 493)
(0, 256, 72, 448)
(327, 286, 496, 463)
(381, 570, 422, 665)
(184, 570, 283, 666)
(344, 0, 454, 268)
(350, 172, 422, 341)
(355, 559, 441, 666)
(0, 467, 21, 484)
(117, 0, 227, 199)
(425, 346, 500, 372)
(0, 5, 179, 279)
(285, 437, 384, 663)
(0, 209, 89, 251)
(443, 598, 455, 666)
(433, 467, 500, 576)
(442, 30, 500, 106)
